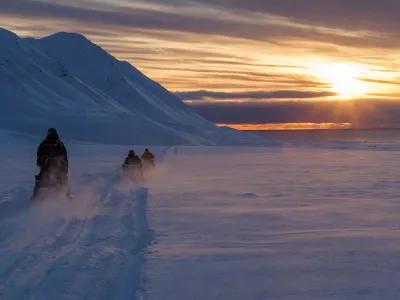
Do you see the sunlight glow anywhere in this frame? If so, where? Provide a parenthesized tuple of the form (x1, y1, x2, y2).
(218, 123, 353, 130)
(311, 62, 370, 99)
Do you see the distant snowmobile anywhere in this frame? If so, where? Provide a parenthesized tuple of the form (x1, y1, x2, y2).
(141, 148, 156, 170)
(120, 150, 144, 184)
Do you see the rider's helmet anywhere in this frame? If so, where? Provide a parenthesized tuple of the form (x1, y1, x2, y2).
(46, 128, 59, 140)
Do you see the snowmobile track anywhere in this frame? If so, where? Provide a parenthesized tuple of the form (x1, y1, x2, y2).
(0, 173, 151, 300)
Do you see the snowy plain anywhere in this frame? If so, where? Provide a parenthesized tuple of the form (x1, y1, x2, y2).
(1, 131, 400, 299)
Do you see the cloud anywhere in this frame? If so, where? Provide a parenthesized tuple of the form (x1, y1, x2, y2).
(142, 0, 400, 48)
(2, 0, 400, 105)
(1, 0, 398, 48)
(189, 99, 400, 126)
(176, 90, 337, 101)
(171, 0, 400, 35)
(360, 77, 400, 86)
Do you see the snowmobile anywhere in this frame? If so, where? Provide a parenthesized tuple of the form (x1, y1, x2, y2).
(30, 157, 72, 201)
(119, 163, 145, 185)
(141, 149, 156, 171)
(141, 159, 156, 171)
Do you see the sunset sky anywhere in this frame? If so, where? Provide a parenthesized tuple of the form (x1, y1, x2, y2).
(2, 0, 400, 129)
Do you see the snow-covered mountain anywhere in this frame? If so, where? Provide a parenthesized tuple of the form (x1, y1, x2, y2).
(0, 27, 264, 145)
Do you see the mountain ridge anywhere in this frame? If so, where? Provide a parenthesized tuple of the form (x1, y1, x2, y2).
(0, 27, 265, 146)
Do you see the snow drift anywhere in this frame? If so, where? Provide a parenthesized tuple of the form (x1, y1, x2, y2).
(0, 27, 264, 146)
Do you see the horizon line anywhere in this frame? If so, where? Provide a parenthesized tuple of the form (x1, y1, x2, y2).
(217, 123, 400, 131)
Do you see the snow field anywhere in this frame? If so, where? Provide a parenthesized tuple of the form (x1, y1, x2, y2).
(146, 146, 400, 300)
(2, 138, 400, 299)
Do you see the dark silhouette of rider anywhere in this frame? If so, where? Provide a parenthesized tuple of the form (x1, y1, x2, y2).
(31, 128, 71, 199)
(123, 150, 142, 169)
(122, 150, 144, 182)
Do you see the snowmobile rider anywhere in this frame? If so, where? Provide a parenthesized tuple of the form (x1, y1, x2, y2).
(122, 150, 144, 183)
(122, 150, 142, 170)
(32, 128, 71, 199)
(141, 148, 155, 167)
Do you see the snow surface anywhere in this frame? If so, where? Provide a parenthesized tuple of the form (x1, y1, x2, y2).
(0, 135, 152, 299)
(0, 27, 264, 146)
(2, 131, 400, 299)
(147, 145, 400, 300)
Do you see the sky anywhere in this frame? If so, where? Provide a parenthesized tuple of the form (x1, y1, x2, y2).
(2, 0, 400, 129)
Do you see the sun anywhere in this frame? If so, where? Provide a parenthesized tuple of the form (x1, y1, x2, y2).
(311, 62, 370, 99)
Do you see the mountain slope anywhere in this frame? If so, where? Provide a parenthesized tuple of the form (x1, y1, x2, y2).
(0, 28, 264, 145)
(28, 32, 215, 129)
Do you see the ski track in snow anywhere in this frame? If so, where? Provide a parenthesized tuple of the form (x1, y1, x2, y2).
(0, 169, 151, 300)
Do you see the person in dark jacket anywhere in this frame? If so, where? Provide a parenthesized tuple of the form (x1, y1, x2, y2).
(141, 148, 155, 168)
(31, 128, 71, 199)
(123, 150, 142, 169)
(122, 150, 143, 182)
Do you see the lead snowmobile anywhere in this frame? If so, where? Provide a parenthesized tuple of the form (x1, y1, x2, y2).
(30, 128, 72, 201)
(31, 157, 73, 201)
